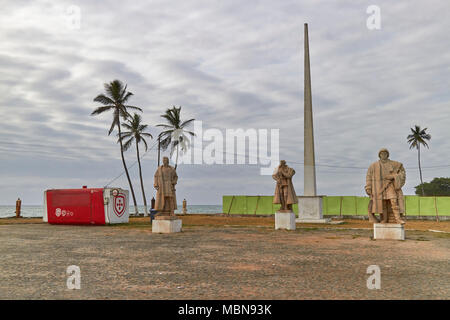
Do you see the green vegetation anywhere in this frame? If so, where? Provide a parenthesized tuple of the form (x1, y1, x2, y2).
(415, 177, 450, 196)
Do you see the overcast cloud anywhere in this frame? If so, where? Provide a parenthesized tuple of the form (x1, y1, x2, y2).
(1, 0, 449, 205)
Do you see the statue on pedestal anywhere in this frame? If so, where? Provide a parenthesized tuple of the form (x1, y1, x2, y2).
(365, 148, 406, 224)
(273, 160, 298, 211)
(154, 156, 178, 216)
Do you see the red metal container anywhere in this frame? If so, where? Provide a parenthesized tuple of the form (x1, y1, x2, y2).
(43, 187, 129, 225)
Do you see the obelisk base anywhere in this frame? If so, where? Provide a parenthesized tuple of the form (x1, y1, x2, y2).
(373, 223, 405, 240)
(275, 210, 296, 230)
(296, 196, 331, 223)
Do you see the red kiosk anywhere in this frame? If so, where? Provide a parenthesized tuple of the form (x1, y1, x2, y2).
(43, 187, 129, 225)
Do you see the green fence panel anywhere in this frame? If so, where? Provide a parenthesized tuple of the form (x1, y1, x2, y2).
(223, 195, 247, 214)
(246, 196, 277, 215)
(246, 196, 259, 215)
(222, 196, 232, 214)
(273, 203, 281, 212)
(405, 196, 419, 216)
(341, 196, 357, 215)
(322, 197, 328, 215)
(224, 195, 450, 216)
(292, 203, 299, 216)
(261, 196, 275, 214)
(256, 196, 273, 214)
(325, 196, 341, 215)
(235, 196, 248, 214)
(356, 197, 370, 215)
(419, 197, 436, 216)
(436, 197, 450, 215)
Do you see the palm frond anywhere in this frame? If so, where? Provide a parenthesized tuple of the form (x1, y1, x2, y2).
(122, 91, 134, 103)
(117, 132, 133, 139)
(159, 136, 171, 151)
(91, 105, 114, 116)
(126, 105, 143, 112)
(141, 137, 148, 152)
(93, 94, 115, 105)
(180, 118, 195, 128)
(122, 137, 134, 152)
(108, 117, 119, 135)
(407, 125, 431, 149)
(121, 123, 133, 131)
(141, 132, 153, 138)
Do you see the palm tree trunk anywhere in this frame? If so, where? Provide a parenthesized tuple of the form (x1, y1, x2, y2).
(117, 121, 139, 215)
(418, 145, 425, 196)
(158, 136, 161, 167)
(136, 142, 148, 215)
(175, 143, 179, 170)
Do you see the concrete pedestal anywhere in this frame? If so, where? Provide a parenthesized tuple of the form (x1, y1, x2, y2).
(275, 211, 296, 230)
(373, 223, 405, 240)
(152, 216, 182, 233)
(296, 196, 331, 223)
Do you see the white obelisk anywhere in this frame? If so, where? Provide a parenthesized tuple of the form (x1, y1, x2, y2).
(297, 23, 330, 223)
(303, 23, 317, 197)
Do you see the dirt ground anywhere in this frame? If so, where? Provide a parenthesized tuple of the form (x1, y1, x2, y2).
(0, 216, 449, 299)
(3, 215, 450, 232)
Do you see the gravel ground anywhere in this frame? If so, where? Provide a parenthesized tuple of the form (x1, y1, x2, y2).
(0, 222, 449, 299)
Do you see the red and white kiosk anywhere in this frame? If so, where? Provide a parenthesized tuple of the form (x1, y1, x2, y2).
(43, 187, 129, 225)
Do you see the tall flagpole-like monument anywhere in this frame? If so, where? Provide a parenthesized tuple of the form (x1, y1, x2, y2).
(297, 23, 331, 223)
(303, 23, 317, 196)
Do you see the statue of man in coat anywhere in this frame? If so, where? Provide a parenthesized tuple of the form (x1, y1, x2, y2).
(154, 156, 178, 216)
(365, 148, 406, 224)
(273, 160, 298, 211)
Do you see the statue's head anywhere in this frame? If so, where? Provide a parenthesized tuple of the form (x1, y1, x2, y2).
(162, 156, 169, 166)
(378, 148, 390, 160)
(280, 160, 286, 167)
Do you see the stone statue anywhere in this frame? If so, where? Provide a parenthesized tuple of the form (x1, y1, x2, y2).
(154, 156, 178, 216)
(365, 148, 406, 224)
(273, 160, 298, 211)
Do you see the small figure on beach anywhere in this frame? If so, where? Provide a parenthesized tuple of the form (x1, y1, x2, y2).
(154, 156, 178, 216)
(182, 199, 187, 214)
(15, 198, 21, 218)
(272, 160, 298, 211)
(365, 148, 406, 224)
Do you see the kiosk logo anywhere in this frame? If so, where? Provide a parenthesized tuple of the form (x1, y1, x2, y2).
(114, 193, 126, 217)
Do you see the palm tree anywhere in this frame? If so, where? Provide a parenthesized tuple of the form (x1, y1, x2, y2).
(407, 125, 431, 196)
(156, 106, 195, 169)
(91, 79, 142, 215)
(118, 113, 153, 215)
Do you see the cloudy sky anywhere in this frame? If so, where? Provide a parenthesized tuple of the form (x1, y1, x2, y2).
(1, 0, 449, 205)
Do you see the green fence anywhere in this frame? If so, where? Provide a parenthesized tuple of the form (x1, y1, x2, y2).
(222, 195, 450, 217)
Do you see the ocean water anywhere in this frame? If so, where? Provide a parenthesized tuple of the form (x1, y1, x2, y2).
(0, 205, 223, 218)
